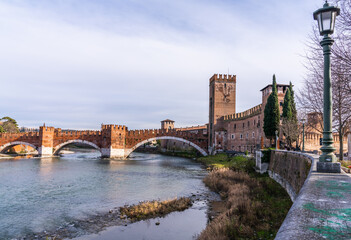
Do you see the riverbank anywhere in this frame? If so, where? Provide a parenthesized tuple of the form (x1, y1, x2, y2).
(135, 147, 199, 159)
(196, 154, 292, 240)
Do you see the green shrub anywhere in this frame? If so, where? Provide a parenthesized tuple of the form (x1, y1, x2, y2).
(261, 149, 272, 163)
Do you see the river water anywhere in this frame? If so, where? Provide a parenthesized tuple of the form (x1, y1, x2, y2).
(0, 151, 213, 239)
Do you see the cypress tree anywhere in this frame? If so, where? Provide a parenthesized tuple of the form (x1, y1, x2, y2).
(282, 88, 292, 120)
(289, 82, 298, 124)
(263, 75, 280, 143)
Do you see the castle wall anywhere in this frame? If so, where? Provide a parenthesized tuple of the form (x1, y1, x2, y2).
(221, 105, 263, 152)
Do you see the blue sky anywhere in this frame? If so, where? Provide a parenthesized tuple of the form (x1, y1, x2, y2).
(0, 0, 323, 130)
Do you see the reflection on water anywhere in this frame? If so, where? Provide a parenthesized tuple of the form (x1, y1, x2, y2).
(0, 151, 209, 239)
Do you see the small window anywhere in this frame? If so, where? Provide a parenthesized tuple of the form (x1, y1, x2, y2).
(231, 134, 235, 139)
(252, 132, 255, 138)
(280, 102, 283, 106)
(246, 133, 248, 138)
(248, 121, 250, 127)
(240, 134, 243, 139)
(243, 123, 245, 128)
(234, 124, 236, 130)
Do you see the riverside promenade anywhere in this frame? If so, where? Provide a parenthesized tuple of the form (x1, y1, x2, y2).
(275, 154, 351, 239)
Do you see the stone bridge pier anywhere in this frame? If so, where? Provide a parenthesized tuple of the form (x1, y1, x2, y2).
(100, 125, 127, 158)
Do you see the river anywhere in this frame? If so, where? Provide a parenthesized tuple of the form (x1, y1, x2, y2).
(0, 151, 215, 239)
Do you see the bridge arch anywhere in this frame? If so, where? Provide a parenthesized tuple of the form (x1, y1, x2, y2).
(53, 139, 101, 155)
(0, 141, 38, 153)
(125, 136, 208, 158)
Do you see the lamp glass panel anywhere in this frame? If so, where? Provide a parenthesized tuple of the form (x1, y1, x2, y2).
(330, 11, 336, 31)
(317, 13, 323, 33)
(321, 11, 332, 31)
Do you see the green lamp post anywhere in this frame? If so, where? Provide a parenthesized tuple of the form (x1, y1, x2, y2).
(313, 1, 341, 172)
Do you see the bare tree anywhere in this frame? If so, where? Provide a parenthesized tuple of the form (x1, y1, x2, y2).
(298, 0, 351, 160)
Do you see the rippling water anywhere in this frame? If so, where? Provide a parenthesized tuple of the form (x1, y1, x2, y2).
(0, 151, 210, 239)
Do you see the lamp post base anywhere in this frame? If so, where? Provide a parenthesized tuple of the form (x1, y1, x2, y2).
(317, 161, 341, 173)
(319, 151, 337, 163)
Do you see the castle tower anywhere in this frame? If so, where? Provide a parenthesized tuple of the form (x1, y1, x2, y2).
(209, 74, 236, 150)
(161, 119, 175, 130)
(260, 83, 290, 114)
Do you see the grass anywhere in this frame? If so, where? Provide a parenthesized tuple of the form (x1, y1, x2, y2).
(119, 197, 192, 221)
(162, 150, 199, 159)
(197, 155, 292, 240)
(197, 154, 255, 171)
(340, 160, 351, 168)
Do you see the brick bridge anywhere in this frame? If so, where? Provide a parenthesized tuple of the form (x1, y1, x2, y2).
(0, 125, 208, 158)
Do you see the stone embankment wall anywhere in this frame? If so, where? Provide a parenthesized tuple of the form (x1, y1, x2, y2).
(268, 150, 313, 201)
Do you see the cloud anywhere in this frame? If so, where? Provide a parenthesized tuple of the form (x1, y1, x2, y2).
(0, 0, 320, 129)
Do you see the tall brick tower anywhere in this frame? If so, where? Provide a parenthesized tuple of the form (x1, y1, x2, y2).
(39, 125, 55, 156)
(209, 74, 236, 151)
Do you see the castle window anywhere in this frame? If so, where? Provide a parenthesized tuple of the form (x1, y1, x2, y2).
(231, 134, 235, 139)
(280, 102, 283, 106)
(254, 120, 256, 125)
(240, 134, 243, 139)
(246, 133, 248, 139)
(248, 121, 250, 127)
(252, 132, 255, 138)
(234, 124, 236, 130)
(243, 123, 245, 128)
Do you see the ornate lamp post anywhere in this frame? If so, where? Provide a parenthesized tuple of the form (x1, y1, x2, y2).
(301, 119, 306, 152)
(313, 1, 341, 172)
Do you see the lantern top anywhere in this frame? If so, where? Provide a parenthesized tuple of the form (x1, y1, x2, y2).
(313, 1, 340, 21)
(313, 1, 340, 36)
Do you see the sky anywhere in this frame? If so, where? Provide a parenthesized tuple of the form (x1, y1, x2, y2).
(0, 0, 324, 130)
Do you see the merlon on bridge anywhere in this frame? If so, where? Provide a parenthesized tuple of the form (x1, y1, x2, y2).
(0, 125, 208, 158)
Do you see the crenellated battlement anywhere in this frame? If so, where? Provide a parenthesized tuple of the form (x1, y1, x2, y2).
(57, 130, 101, 136)
(39, 126, 55, 132)
(223, 104, 262, 121)
(210, 73, 236, 83)
(101, 124, 127, 131)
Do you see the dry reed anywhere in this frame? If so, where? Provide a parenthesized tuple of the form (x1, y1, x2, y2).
(119, 197, 192, 221)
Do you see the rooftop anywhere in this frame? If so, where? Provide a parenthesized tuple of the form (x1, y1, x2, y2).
(260, 84, 290, 92)
(161, 119, 175, 123)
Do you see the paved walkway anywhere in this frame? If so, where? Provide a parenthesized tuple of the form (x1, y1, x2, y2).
(275, 154, 351, 240)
